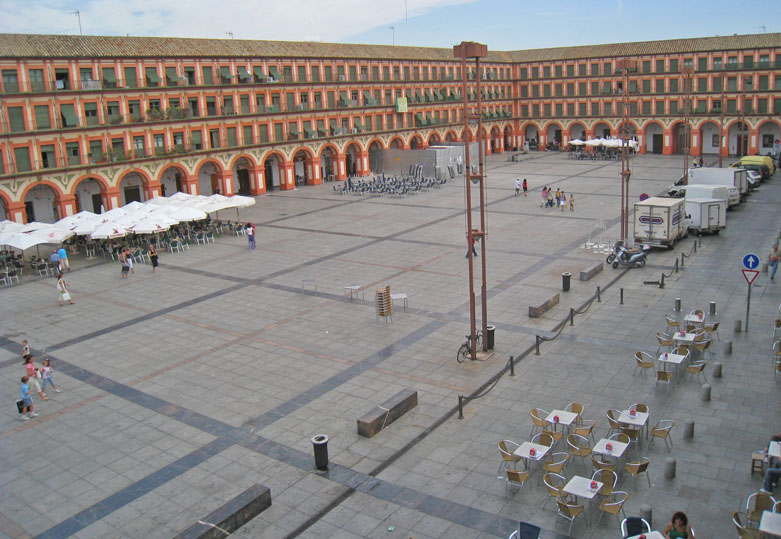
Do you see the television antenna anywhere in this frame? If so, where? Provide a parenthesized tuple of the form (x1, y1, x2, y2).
(70, 10, 82, 35)
(389, 26, 395, 46)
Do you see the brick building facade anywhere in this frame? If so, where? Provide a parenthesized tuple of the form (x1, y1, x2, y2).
(0, 32, 779, 222)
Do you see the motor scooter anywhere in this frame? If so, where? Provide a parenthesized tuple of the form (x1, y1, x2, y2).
(605, 241, 648, 269)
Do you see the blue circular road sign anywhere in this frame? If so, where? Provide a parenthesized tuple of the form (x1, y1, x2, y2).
(743, 253, 760, 270)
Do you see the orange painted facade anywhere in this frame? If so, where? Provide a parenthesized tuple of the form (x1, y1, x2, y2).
(0, 33, 779, 222)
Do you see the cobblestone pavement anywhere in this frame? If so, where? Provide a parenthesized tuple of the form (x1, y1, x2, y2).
(0, 151, 778, 538)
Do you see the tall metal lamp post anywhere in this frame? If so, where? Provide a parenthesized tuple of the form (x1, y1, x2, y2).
(454, 41, 488, 359)
(616, 59, 637, 244)
(681, 66, 694, 182)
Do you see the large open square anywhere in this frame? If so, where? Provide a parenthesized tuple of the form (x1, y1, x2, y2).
(1, 151, 779, 538)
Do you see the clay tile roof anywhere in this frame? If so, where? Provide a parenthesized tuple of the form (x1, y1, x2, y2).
(0, 33, 778, 63)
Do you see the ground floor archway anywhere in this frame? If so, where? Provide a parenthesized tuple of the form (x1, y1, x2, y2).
(160, 165, 188, 197)
(119, 172, 148, 206)
(644, 123, 664, 154)
(699, 121, 721, 155)
(197, 161, 223, 195)
(73, 177, 106, 213)
(24, 184, 61, 223)
(233, 157, 255, 195)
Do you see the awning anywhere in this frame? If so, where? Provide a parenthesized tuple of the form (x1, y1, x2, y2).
(353, 118, 364, 131)
(415, 113, 424, 125)
(165, 68, 183, 82)
(425, 90, 433, 102)
(415, 90, 423, 102)
(253, 67, 266, 80)
(330, 119, 340, 130)
(363, 90, 374, 105)
(220, 67, 234, 80)
(434, 89, 443, 100)
(289, 124, 300, 135)
(237, 67, 251, 80)
(304, 126, 316, 137)
(145, 70, 161, 83)
(425, 113, 433, 125)
(60, 104, 78, 125)
(102, 68, 117, 82)
(268, 66, 280, 80)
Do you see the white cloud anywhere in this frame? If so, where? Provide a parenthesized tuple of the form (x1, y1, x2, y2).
(0, 0, 476, 42)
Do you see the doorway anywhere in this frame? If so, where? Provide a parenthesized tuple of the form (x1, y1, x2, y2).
(237, 169, 250, 195)
(652, 134, 663, 154)
(265, 162, 274, 191)
(124, 187, 141, 203)
(25, 201, 35, 222)
(92, 194, 102, 213)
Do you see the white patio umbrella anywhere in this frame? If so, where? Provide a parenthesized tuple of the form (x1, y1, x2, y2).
(569, 139, 586, 146)
(0, 220, 25, 233)
(123, 201, 154, 213)
(158, 205, 207, 222)
(25, 226, 75, 243)
(131, 213, 179, 234)
(1, 232, 53, 251)
(71, 219, 102, 236)
(90, 222, 130, 240)
(56, 211, 98, 228)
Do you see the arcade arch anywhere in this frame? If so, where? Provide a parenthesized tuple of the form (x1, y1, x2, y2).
(593, 122, 611, 139)
(644, 122, 664, 154)
(727, 121, 749, 157)
(73, 176, 107, 213)
(320, 147, 337, 181)
(292, 150, 312, 187)
(409, 135, 423, 150)
(758, 120, 781, 154)
(345, 143, 360, 176)
(698, 121, 721, 155)
(24, 183, 61, 223)
(119, 172, 149, 205)
(569, 122, 587, 141)
(233, 157, 256, 195)
(197, 161, 223, 195)
(159, 165, 188, 197)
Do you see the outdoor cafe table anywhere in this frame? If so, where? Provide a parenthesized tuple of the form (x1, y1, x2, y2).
(760, 510, 781, 536)
(770, 441, 781, 459)
(544, 410, 578, 434)
(627, 532, 665, 539)
(658, 352, 687, 381)
(563, 475, 602, 503)
(683, 312, 705, 328)
(673, 331, 696, 346)
(513, 442, 550, 470)
(618, 409, 650, 440)
(593, 438, 629, 460)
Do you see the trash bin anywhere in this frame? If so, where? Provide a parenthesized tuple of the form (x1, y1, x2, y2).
(311, 434, 329, 470)
(562, 272, 571, 292)
(486, 325, 495, 350)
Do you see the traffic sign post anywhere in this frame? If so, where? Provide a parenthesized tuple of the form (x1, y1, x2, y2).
(742, 253, 760, 332)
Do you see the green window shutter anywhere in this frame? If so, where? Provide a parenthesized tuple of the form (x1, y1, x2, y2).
(268, 66, 280, 80)
(145, 67, 161, 84)
(226, 127, 237, 146)
(238, 67, 251, 81)
(165, 67, 183, 84)
(123, 67, 137, 88)
(253, 66, 266, 81)
(7, 107, 25, 132)
(220, 66, 234, 83)
(34, 105, 51, 129)
(102, 67, 117, 82)
(60, 104, 78, 127)
(191, 130, 203, 146)
(14, 147, 31, 172)
(202, 67, 213, 85)
(259, 125, 268, 143)
(274, 123, 283, 141)
(243, 125, 253, 144)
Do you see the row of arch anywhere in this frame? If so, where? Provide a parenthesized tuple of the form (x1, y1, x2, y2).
(3, 118, 779, 223)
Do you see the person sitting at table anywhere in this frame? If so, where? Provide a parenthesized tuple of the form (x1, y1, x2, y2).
(663, 511, 693, 538)
(762, 434, 781, 493)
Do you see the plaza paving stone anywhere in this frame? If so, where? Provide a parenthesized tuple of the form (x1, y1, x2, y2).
(1, 151, 779, 538)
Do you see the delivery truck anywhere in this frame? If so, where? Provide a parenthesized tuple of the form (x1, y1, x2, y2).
(687, 167, 748, 200)
(684, 198, 727, 235)
(633, 197, 687, 249)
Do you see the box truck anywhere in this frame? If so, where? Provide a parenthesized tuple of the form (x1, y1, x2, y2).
(687, 167, 748, 200)
(684, 198, 727, 235)
(633, 197, 687, 249)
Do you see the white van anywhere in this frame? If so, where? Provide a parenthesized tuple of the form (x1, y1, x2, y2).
(680, 184, 739, 208)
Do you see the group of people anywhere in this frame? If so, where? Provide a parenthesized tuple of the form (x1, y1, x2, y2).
(48, 246, 70, 272)
(18, 340, 60, 421)
(540, 186, 574, 212)
(118, 244, 159, 279)
(514, 178, 528, 197)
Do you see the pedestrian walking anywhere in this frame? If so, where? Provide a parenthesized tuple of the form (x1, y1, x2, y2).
(40, 359, 60, 393)
(246, 222, 256, 250)
(21, 339, 29, 357)
(49, 249, 61, 272)
(515, 178, 520, 196)
(24, 354, 48, 400)
(148, 244, 159, 273)
(19, 376, 38, 420)
(56, 273, 74, 305)
(546, 189, 554, 208)
(465, 236, 478, 258)
(560, 191, 566, 212)
(569, 193, 575, 212)
(119, 248, 131, 278)
(522, 178, 528, 196)
(57, 245, 70, 272)
(540, 187, 548, 207)
(770, 244, 779, 281)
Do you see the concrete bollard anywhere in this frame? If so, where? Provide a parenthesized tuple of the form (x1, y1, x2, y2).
(701, 384, 711, 402)
(713, 362, 722, 378)
(734, 320, 742, 333)
(724, 340, 733, 355)
(684, 420, 695, 440)
(764, 262, 769, 273)
(675, 298, 682, 312)
(664, 458, 676, 479)
(640, 504, 653, 528)
(709, 301, 717, 317)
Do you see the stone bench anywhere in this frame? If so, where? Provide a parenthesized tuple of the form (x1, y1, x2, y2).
(529, 293, 560, 318)
(579, 262, 603, 281)
(174, 484, 271, 539)
(357, 389, 418, 438)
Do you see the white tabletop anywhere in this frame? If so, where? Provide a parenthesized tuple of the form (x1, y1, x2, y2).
(760, 510, 781, 535)
(627, 532, 665, 539)
(593, 438, 629, 458)
(563, 475, 603, 500)
(344, 285, 362, 290)
(618, 410, 649, 427)
(545, 409, 578, 426)
(658, 353, 686, 365)
(684, 313, 705, 324)
(770, 441, 781, 459)
(514, 441, 550, 461)
(673, 332, 696, 343)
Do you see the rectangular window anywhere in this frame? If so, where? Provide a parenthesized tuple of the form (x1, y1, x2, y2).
(102, 67, 118, 88)
(7, 106, 25, 132)
(759, 55, 770, 67)
(578, 63, 586, 76)
(670, 101, 678, 114)
(642, 60, 651, 73)
(554, 103, 562, 116)
(259, 124, 269, 143)
(566, 103, 574, 115)
(123, 67, 137, 88)
(743, 55, 753, 68)
(521, 85, 528, 97)
(604, 102, 612, 115)
(531, 67, 539, 78)
(604, 62, 612, 75)
(670, 59, 678, 72)
(255, 94, 265, 112)
(698, 57, 708, 71)
(713, 77, 722, 92)
(14, 147, 31, 172)
(591, 82, 598, 95)
(758, 98, 767, 114)
(240, 95, 250, 114)
(642, 101, 651, 114)
(728, 77, 737, 91)
(656, 59, 665, 73)
(579, 82, 586, 96)
(520, 67, 527, 79)
(133, 136, 145, 158)
(60, 104, 78, 127)
(34, 105, 51, 129)
(579, 102, 586, 116)
(28, 69, 45, 92)
(532, 85, 539, 97)
(66, 142, 80, 165)
(643, 80, 651, 93)
(566, 82, 574, 96)
(311, 66, 320, 82)
(543, 104, 551, 116)
(759, 75, 768, 90)
(566, 64, 574, 77)
(775, 99, 781, 114)
(532, 104, 540, 117)
(656, 101, 665, 114)
(202, 66, 213, 85)
(698, 78, 707, 92)
(555, 65, 562, 77)
(190, 130, 203, 150)
(543, 84, 550, 97)
(145, 67, 161, 87)
(40, 144, 56, 168)
(243, 125, 253, 144)
(591, 63, 599, 75)
(83, 102, 99, 126)
(274, 123, 283, 141)
(521, 105, 529, 117)
(713, 57, 722, 70)
(591, 102, 599, 116)
(543, 66, 550, 78)
(656, 79, 665, 93)
(226, 127, 237, 147)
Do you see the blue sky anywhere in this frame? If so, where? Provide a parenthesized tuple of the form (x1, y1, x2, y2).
(0, 0, 776, 50)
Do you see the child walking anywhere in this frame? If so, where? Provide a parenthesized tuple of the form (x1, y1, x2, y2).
(40, 359, 60, 393)
(24, 354, 48, 400)
(20, 376, 38, 420)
